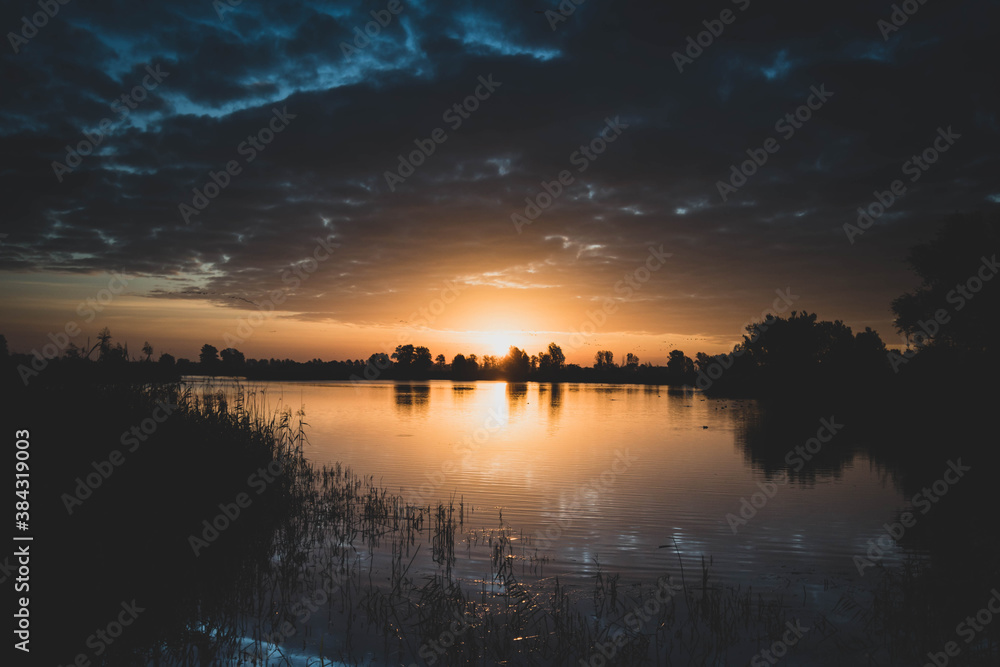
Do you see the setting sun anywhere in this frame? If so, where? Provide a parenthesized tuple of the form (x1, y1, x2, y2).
(478, 331, 517, 357)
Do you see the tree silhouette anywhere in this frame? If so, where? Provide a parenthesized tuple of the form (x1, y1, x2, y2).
(141, 341, 154, 362)
(392, 344, 415, 368)
(695, 352, 711, 375)
(537, 342, 565, 375)
(665, 350, 694, 383)
(391, 344, 432, 378)
(199, 344, 220, 367)
(412, 346, 433, 376)
(698, 311, 892, 396)
(546, 343, 565, 370)
(853, 327, 888, 369)
(624, 353, 639, 370)
(594, 350, 614, 370)
(504, 346, 530, 380)
(220, 347, 246, 370)
(891, 214, 999, 355)
(94, 327, 113, 361)
(364, 352, 391, 379)
(451, 354, 468, 379)
(368, 352, 390, 369)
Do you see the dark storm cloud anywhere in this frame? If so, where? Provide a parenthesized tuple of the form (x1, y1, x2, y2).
(1, 0, 998, 329)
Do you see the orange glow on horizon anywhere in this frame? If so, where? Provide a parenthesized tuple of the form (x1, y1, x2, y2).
(0, 269, 901, 365)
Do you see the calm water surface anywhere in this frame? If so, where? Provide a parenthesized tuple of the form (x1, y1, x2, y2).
(221, 379, 912, 596)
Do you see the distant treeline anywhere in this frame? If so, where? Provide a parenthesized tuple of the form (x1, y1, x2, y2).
(188, 340, 699, 384)
(117, 320, 896, 392)
(1, 307, 985, 399)
(2, 215, 996, 397)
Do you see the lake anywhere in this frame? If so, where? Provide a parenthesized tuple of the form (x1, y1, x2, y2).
(207, 379, 913, 596)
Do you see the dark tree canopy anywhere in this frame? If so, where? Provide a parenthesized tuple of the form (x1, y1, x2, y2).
(220, 348, 246, 368)
(199, 344, 219, 366)
(891, 214, 999, 355)
(504, 346, 530, 380)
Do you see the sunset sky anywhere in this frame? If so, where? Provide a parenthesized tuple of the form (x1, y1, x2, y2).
(1, 0, 998, 364)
